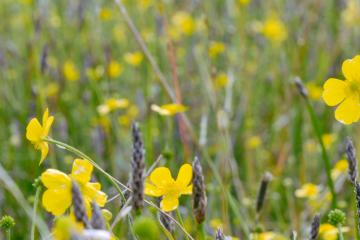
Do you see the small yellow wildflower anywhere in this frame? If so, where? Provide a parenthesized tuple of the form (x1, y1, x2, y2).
(26, 108, 54, 164)
(238, 0, 250, 6)
(52, 216, 83, 240)
(251, 232, 286, 240)
(99, 7, 112, 21)
(145, 164, 192, 212)
(124, 52, 143, 67)
(151, 103, 187, 116)
(322, 55, 360, 124)
(322, 133, 336, 149)
(295, 183, 319, 199)
(306, 82, 323, 101)
(107, 60, 123, 78)
(118, 105, 139, 127)
(319, 223, 349, 240)
(46, 83, 60, 98)
(209, 218, 223, 230)
(342, 0, 360, 27)
(246, 136, 262, 149)
(261, 17, 287, 43)
(331, 159, 349, 179)
(41, 159, 107, 216)
(97, 98, 129, 115)
(208, 41, 225, 58)
(172, 11, 195, 36)
(86, 65, 104, 81)
(63, 61, 79, 81)
(213, 73, 229, 89)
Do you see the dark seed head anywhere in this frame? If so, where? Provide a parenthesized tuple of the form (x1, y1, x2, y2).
(192, 157, 207, 224)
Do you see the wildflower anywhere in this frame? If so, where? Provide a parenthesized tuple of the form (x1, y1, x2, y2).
(41, 159, 107, 216)
(145, 164, 192, 212)
(319, 223, 349, 240)
(86, 65, 104, 81)
(322, 55, 360, 124)
(246, 136, 262, 149)
(63, 60, 79, 81)
(306, 82, 323, 101)
(98, 7, 112, 21)
(107, 60, 123, 78)
(97, 98, 129, 115)
(118, 105, 139, 127)
(322, 133, 336, 149)
(151, 103, 187, 116)
(72, 180, 90, 228)
(26, 108, 54, 164)
(124, 52, 143, 67)
(260, 17, 287, 43)
(331, 159, 349, 180)
(208, 41, 225, 58)
(172, 11, 195, 36)
(238, 0, 250, 6)
(213, 73, 228, 89)
(295, 183, 320, 199)
(250, 232, 286, 240)
(52, 216, 83, 240)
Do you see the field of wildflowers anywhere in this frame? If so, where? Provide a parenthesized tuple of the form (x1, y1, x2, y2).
(0, 0, 360, 239)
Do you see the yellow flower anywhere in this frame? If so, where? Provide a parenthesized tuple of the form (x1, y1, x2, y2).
(118, 105, 139, 127)
(145, 164, 192, 212)
(319, 223, 349, 240)
(172, 11, 195, 36)
(261, 17, 287, 43)
(208, 41, 225, 58)
(52, 216, 83, 240)
(41, 159, 107, 216)
(342, 0, 360, 27)
(238, 0, 250, 6)
(322, 55, 360, 124)
(86, 65, 104, 81)
(99, 7, 112, 21)
(151, 103, 187, 116)
(306, 82, 323, 100)
(124, 52, 143, 67)
(97, 98, 129, 115)
(26, 108, 54, 164)
(213, 73, 229, 89)
(322, 133, 336, 149)
(331, 159, 349, 179)
(295, 183, 320, 199)
(246, 136, 262, 149)
(63, 61, 79, 81)
(107, 60, 123, 78)
(251, 232, 286, 240)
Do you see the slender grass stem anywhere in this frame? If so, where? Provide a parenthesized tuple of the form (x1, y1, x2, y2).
(176, 209, 189, 240)
(31, 186, 42, 240)
(338, 225, 344, 240)
(6, 229, 11, 240)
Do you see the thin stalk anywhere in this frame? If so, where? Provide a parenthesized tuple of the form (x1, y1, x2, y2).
(303, 99, 337, 208)
(6, 230, 11, 240)
(338, 225, 344, 240)
(31, 186, 42, 240)
(176, 209, 190, 240)
(196, 222, 206, 240)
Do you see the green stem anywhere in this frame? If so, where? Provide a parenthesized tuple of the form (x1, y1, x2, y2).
(176, 209, 189, 240)
(353, 191, 360, 240)
(338, 224, 344, 240)
(304, 99, 337, 208)
(31, 186, 42, 240)
(196, 222, 206, 240)
(6, 229, 11, 240)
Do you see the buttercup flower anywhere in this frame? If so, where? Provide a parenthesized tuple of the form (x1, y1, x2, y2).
(208, 41, 225, 58)
(145, 164, 192, 212)
(107, 60, 123, 78)
(124, 52, 143, 67)
(41, 159, 107, 216)
(295, 183, 320, 199)
(97, 98, 129, 115)
(151, 103, 187, 116)
(63, 60, 79, 82)
(322, 55, 360, 124)
(319, 223, 349, 240)
(260, 17, 287, 43)
(26, 108, 54, 164)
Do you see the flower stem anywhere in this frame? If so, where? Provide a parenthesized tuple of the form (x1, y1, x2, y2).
(176, 209, 190, 240)
(303, 99, 337, 208)
(196, 222, 206, 240)
(6, 229, 11, 240)
(338, 224, 344, 240)
(31, 186, 42, 240)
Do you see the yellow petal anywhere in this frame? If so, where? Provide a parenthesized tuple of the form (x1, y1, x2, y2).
(144, 180, 163, 197)
(342, 55, 360, 81)
(322, 78, 346, 106)
(160, 195, 179, 212)
(42, 108, 49, 125)
(176, 164, 192, 188)
(42, 188, 72, 216)
(84, 182, 107, 207)
(335, 94, 360, 124)
(26, 118, 43, 142)
(71, 159, 93, 184)
(150, 167, 174, 187)
(39, 142, 49, 164)
(41, 169, 71, 189)
(43, 115, 54, 137)
(181, 184, 193, 195)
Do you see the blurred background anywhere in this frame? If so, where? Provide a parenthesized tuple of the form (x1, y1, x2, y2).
(0, 0, 360, 238)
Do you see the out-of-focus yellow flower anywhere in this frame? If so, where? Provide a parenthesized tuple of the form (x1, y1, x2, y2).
(124, 52, 143, 67)
(99, 7, 113, 21)
(46, 83, 60, 98)
(50, 13, 61, 28)
(208, 41, 225, 58)
(322, 133, 336, 149)
(322, 55, 360, 124)
(107, 60, 123, 78)
(113, 24, 125, 42)
(118, 105, 139, 127)
(52, 216, 83, 240)
(246, 136, 262, 149)
(238, 0, 251, 6)
(306, 83, 323, 100)
(63, 61, 80, 81)
(172, 11, 195, 36)
(86, 65, 104, 81)
(151, 103, 187, 116)
(331, 159, 349, 179)
(295, 183, 320, 199)
(319, 224, 349, 240)
(342, 0, 360, 27)
(41, 159, 107, 216)
(138, 0, 153, 11)
(210, 218, 223, 230)
(145, 164, 192, 212)
(260, 17, 287, 43)
(97, 98, 129, 115)
(26, 108, 54, 164)
(214, 73, 228, 89)
(250, 232, 286, 240)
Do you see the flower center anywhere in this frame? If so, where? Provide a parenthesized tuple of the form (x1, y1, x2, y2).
(347, 80, 360, 95)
